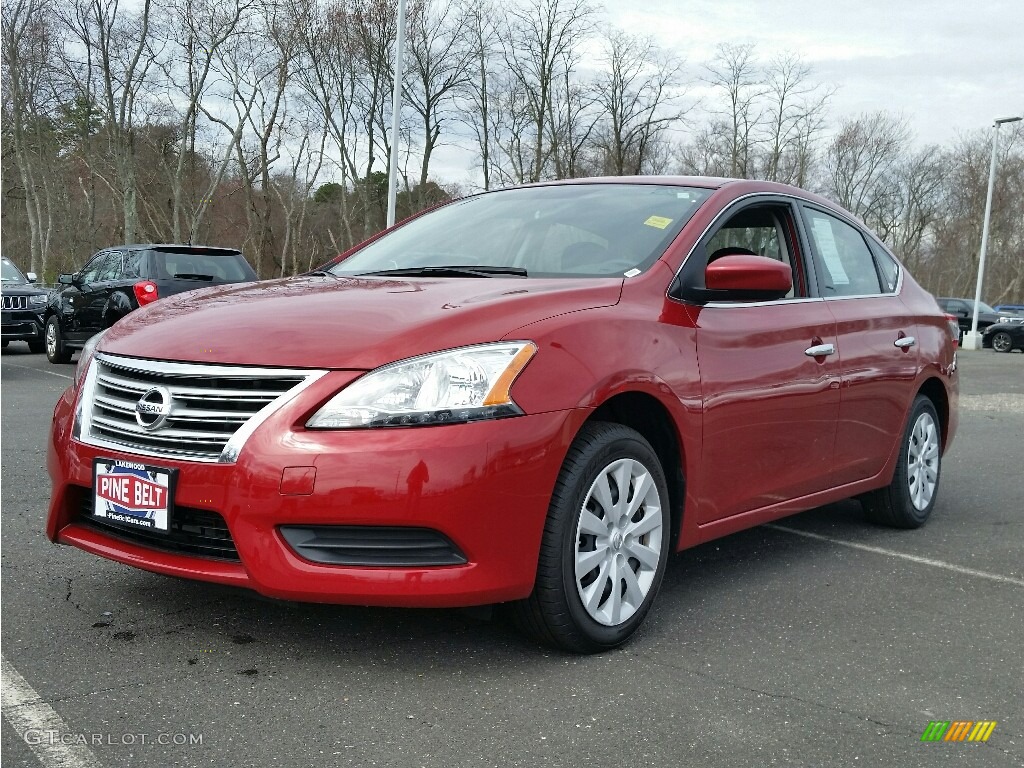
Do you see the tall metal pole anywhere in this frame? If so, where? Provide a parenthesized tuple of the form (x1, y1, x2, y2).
(964, 115, 1022, 350)
(386, 0, 408, 228)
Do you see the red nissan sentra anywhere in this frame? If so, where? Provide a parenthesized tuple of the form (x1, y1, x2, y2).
(46, 178, 958, 652)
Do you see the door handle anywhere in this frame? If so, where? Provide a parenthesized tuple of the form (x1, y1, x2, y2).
(804, 343, 836, 357)
(894, 336, 916, 349)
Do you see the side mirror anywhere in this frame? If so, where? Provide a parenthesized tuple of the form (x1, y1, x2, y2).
(26, 271, 38, 283)
(58, 273, 76, 285)
(704, 254, 792, 301)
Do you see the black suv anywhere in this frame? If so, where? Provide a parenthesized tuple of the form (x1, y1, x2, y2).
(2, 256, 49, 352)
(936, 297, 1018, 338)
(45, 244, 257, 363)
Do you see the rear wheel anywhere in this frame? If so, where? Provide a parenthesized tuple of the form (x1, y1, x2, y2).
(862, 395, 941, 528)
(991, 331, 1013, 353)
(45, 316, 73, 364)
(512, 422, 671, 653)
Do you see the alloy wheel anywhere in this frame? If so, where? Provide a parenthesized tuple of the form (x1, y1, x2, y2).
(45, 322, 57, 357)
(992, 332, 1012, 353)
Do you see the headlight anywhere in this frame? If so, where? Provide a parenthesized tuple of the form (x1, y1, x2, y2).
(29, 294, 47, 307)
(307, 342, 537, 428)
(74, 329, 107, 388)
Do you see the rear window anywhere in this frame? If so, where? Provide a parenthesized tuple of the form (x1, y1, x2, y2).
(330, 184, 714, 278)
(148, 249, 256, 282)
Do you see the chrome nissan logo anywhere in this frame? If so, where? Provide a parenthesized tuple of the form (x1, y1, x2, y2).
(135, 386, 172, 429)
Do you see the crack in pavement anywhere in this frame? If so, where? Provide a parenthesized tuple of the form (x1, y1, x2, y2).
(637, 650, 898, 731)
(65, 576, 84, 612)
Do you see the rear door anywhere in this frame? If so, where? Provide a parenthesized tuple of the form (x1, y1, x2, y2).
(686, 197, 841, 523)
(801, 205, 920, 486)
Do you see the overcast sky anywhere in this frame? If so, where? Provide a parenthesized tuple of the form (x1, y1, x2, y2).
(434, 0, 1024, 184)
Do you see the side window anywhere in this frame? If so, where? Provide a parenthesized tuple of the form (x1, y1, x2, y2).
(93, 251, 121, 282)
(703, 204, 804, 298)
(123, 251, 144, 279)
(868, 240, 900, 294)
(78, 252, 113, 284)
(802, 208, 882, 297)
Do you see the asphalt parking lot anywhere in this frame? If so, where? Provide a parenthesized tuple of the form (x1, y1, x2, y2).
(2, 344, 1021, 768)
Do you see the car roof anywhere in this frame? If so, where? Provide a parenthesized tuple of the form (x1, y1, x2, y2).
(105, 244, 243, 255)
(508, 176, 860, 220)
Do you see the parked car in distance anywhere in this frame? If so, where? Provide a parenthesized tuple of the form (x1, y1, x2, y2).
(983, 321, 1024, 353)
(992, 304, 1024, 321)
(45, 244, 257, 364)
(1, 255, 49, 352)
(47, 178, 958, 653)
(936, 297, 1019, 336)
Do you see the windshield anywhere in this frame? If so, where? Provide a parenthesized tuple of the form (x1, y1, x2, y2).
(330, 184, 714, 278)
(1, 257, 29, 284)
(974, 300, 997, 313)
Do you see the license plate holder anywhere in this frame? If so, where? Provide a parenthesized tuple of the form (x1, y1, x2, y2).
(91, 459, 176, 533)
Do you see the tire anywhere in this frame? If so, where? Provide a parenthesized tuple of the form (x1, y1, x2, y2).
(862, 395, 941, 529)
(28, 339, 45, 353)
(991, 331, 1013, 353)
(45, 316, 73, 364)
(511, 422, 671, 653)
(1, 340, 8, 348)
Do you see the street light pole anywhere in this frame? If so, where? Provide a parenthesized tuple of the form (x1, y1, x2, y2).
(386, 0, 408, 229)
(963, 114, 1023, 350)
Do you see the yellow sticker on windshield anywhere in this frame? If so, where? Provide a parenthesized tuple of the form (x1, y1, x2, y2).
(644, 215, 672, 230)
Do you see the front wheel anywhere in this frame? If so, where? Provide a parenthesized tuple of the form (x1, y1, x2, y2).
(862, 395, 941, 528)
(45, 316, 73, 364)
(991, 331, 1013, 353)
(512, 422, 671, 653)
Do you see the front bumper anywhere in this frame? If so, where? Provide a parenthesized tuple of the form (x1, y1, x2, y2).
(1, 309, 45, 341)
(47, 382, 587, 607)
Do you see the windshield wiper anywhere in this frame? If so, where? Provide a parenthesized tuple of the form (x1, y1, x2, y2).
(173, 273, 216, 281)
(356, 265, 528, 279)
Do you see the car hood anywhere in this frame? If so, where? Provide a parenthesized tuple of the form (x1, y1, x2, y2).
(100, 275, 623, 369)
(1, 284, 48, 296)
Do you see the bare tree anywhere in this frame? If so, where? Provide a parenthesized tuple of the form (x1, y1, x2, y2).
(161, 0, 254, 242)
(2, 0, 59, 273)
(459, 0, 498, 189)
(60, 0, 162, 243)
(703, 42, 764, 178)
(502, 0, 595, 182)
(592, 30, 685, 176)
(405, 0, 471, 205)
(759, 52, 832, 184)
(824, 111, 911, 222)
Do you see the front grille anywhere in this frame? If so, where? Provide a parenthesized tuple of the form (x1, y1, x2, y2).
(79, 490, 240, 561)
(81, 354, 325, 462)
(279, 525, 468, 566)
(2, 295, 29, 309)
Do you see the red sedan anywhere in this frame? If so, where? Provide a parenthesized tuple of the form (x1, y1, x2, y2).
(46, 178, 958, 652)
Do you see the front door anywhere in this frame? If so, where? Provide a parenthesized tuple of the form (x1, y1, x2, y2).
(686, 199, 841, 523)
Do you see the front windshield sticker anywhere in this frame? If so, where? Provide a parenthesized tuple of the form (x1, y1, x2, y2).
(644, 215, 673, 230)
